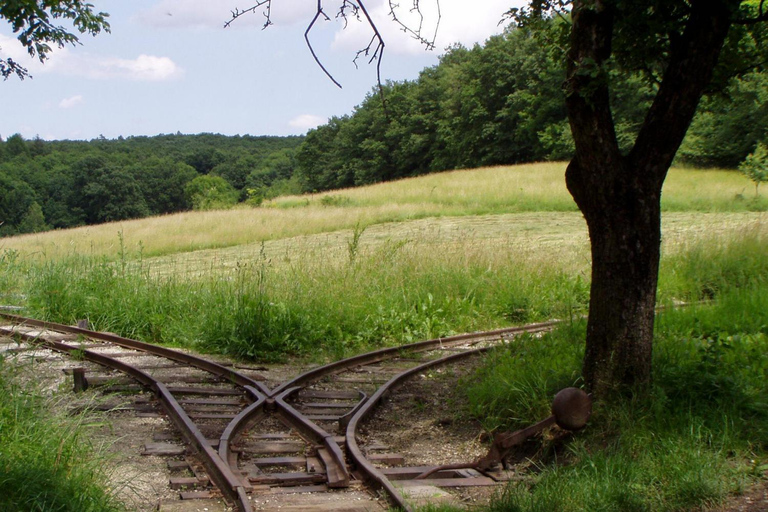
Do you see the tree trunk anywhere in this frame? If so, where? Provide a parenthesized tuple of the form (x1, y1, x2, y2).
(564, 0, 736, 397)
(566, 159, 662, 394)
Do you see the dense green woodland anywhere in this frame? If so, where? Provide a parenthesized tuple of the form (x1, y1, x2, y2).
(1, 20, 766, 236)
(295, 21, 767, 192)
(0, 133, 303, 236)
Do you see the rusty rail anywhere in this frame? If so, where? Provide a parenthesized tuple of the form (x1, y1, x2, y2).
(1, 312, 565, 511)
(4, 327, 254, 511)
(272, 320, 560, 396)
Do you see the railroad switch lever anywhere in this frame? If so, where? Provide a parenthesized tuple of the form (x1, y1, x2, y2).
(415, 387, 592, 479)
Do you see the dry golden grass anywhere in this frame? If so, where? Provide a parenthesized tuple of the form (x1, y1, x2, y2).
(142, 211, 763, 279)
(0, 163, 756, 261)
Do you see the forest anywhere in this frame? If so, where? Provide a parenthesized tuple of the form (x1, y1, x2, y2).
(1, 18, 766, 237)
(0, 133, 303, 237)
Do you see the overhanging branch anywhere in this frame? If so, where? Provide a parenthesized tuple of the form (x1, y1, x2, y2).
(226, 0, 437, 94)
(225, 1, 273, 29)
(387, 0, 440, 51)
(305, 1, 343, 88)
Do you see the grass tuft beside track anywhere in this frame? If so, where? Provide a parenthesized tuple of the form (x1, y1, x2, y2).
(0, 358, 123, 512)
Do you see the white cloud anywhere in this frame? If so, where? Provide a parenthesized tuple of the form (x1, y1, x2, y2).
(0, 33, 47, 73)
(1, 33, 182, 81)
(332, 0, 524, 56)
(59, 95, 84, 109)
(46, 52, 183, 81)
(0, 33, 29, 61)
(95, 54, 183, 81)
(289, 114, 326, 131)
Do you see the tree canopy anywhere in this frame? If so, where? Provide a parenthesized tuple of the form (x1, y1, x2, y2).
(0, 134, 302, 237)
(0, 0, 109, 80)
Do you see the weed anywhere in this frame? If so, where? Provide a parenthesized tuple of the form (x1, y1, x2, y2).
(0, 359, 123, 511)
(320, 194, 352, 207)
(347, 223, 366, 265)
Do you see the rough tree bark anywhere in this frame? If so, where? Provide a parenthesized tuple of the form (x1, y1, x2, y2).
(564, 0, 738, 396)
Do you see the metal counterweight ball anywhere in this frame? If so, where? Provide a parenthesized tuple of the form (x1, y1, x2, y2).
(551, 387, 592, 431)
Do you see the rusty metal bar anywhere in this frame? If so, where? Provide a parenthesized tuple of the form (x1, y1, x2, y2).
(345, 346, 493, 512)
(338, 390, 368, 430)
(2, 322, 254, 512)
(156, 381, 252, 511)
(272, 320, 559, 395)
(219, 385, 268, 466)
(274, 387, 350, 488)
(0, 312, 573, 511)
(0, 313, 265, 390)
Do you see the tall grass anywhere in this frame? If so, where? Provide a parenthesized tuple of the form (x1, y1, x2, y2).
(0, 358, 123, 511)
(459, 233, 768, 511)
(0, 163, 760, 261)
(463, 287, 767, 512)
(13, 229, 591, 361)
(6, 215, 764, 366)
(659, 219, 768, 301)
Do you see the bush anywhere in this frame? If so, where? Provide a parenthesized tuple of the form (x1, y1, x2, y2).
(739, 142, 768, 197)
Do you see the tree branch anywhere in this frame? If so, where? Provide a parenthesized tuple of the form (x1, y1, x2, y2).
(305, 1, 342, 88)
(354, 0, 386, 103)
(564, 0, 622, 177)
(387, 1, 440, 51)
(227, 0, 436, 99)
(628, 0, 736, 186)
(225, 1, 272, 29)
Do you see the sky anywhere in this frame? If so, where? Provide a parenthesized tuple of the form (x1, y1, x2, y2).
(0, 0, 523, 141)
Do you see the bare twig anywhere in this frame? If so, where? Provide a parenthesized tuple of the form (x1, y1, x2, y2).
(305, 1, 343, 88)
(225, 1, 272, 29)
(387, 0, 440, 50)
(336, 0, 361, 29)
(227, 0, 438, 97)
(354, 1, 386, 99)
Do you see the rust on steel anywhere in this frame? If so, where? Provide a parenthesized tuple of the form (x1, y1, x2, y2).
(416, 387, 593, 479)
(272, 320, 560, 395)
(218, 385, 268, 466)
(0, 311, 567, 511)
(156, 380, 252, 510)
(0, 313, 264, 392)
(0, 316, 255, 512)
(274, 387, 350, 488)
(345, 346, 496, 512)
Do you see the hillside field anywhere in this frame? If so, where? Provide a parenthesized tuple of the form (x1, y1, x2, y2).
(1, 162, 763, 262)
(1, 161, 764, 362)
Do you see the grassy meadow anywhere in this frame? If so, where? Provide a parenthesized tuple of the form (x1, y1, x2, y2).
(1, 162, 766, 511)
(1, 163, 763, 261)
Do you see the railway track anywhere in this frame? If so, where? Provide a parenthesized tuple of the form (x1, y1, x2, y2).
(0, 312, 560, 511)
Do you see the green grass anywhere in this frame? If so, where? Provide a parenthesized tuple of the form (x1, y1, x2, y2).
(0, 163, 762, 261)
(459, 288, 768, 511)
(0, 163, 765, 510)
(3, 216, 596, 362)
(0, 358, 123, 512)
(1, 214, 763, 365)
